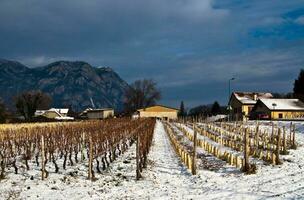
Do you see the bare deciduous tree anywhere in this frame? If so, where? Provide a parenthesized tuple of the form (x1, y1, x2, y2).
(15, 90, 52, 120)
(124, 79, 161, 114)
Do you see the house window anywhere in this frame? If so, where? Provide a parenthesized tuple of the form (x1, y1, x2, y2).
(278, 113, 283, 118)
(248, 107, 253, 114)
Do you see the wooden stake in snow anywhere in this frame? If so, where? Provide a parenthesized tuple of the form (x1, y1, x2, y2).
(255, 123, 259, 147)
(41, 135, 45, 180)
(283, 126, 287, 153)
(81, 132, 86, 161)
(192, 124, 197, 175)
(271, 122, 274, 143)
(220, 122, 223, 145)
(0, 155, 5, 180)
(275, 128, 281, 165)
(136, 133, 141, 180)
(88, 135, 93, 180)
(243, 128, 250, 172)
(289, 122, 293, 144)
(293, 124, 296, 148)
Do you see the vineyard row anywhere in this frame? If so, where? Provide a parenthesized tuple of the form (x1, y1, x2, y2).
(164, 120, 298, 174)
(0, 118, 155, 181)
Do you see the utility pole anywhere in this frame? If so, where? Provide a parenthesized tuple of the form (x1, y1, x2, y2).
(228, 77, 235, 122)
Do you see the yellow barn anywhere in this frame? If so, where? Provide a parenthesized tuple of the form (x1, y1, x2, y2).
(137, 105, 179, 120)
(252, 99, 304, 120)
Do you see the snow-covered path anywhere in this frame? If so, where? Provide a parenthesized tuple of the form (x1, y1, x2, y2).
(103, 120, 206, 199)
(139, 120, 304, 200)
(140, 120, 203, 199)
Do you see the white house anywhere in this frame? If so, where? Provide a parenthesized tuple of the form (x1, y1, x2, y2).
(35, 108, 74, 120)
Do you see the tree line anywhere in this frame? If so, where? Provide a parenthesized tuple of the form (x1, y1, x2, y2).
(0, 79, 162, 123)
(1, 69, 304, 123)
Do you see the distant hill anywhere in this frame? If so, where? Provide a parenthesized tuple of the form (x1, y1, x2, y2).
(0, 59, 129, 112)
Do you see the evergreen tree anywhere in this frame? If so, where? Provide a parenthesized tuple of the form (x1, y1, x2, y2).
(179, 101, 186, 117)
(211, 101, 221, 115)
(66, 105, 78, 118)
(294, 69, 304, 102)
(188, 105, 210, 117)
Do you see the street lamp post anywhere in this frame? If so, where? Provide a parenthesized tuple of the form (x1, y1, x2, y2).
(228, 77, 235, 122)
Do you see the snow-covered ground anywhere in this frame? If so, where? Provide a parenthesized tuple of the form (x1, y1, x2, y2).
(1, 120, 304, 199)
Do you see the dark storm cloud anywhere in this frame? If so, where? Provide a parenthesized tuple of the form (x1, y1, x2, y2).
(0, 0, 304, 108)
(0, 0, 228, 56)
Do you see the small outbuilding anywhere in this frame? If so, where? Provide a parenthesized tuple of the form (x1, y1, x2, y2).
(79, 108, 93, 118)
(137, 105, 179, 120)
(251, 98, 304, 120)
(85, 108, 114, 119)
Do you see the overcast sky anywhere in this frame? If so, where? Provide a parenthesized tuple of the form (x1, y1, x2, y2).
(1, 0, 304, 108)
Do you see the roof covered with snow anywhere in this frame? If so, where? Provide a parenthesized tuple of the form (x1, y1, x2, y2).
(87, 108, 114, 113)
(54, 116, 74, 120)
(79, 108, 113, 116)
(233, 92, 273, 104)
(35, 110, 47, 116)
(35, 108, 69, 117)
(259, 98, 304, 111)
(206, 114, 227, 122)
(49, 108, 69, 114)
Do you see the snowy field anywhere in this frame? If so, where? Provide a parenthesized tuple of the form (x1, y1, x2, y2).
(1, 120, 304, 199)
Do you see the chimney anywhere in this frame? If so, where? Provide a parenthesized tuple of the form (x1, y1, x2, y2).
(253, 93, 258, 101)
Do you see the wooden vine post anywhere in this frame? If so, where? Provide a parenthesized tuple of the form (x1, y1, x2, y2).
(255, 123, 259, 147)
(88, 135, 93, 180)
(0, 154, 4, 180)
(292, 124, 296, 148)
(41, 135, 45, 180)
(220, 122, 223, 145)
(283, 126, 287, 153)
(81, 132, 86, 161)
(271, 122, 274, 143)
(289, 122, 293, 144)
(136, 133, 141, 180)
(192, 124, 197, 175)
(243, 128, 250, 172)
(275, 128, 281, 165)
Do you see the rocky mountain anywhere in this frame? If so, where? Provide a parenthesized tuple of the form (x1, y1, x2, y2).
(0, 59, 129, 112)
